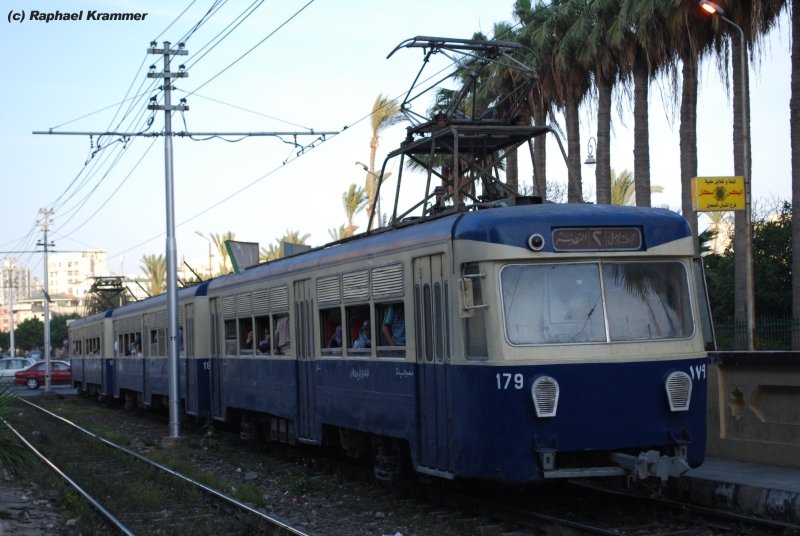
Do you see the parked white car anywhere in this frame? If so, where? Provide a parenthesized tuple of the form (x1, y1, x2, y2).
(0, 357, 37, 384)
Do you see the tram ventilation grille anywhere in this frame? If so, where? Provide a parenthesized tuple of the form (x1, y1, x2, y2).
(665, 371, 692, 412)
(531, 375, 559, 418)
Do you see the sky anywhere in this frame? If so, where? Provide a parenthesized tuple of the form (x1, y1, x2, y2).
(0, 1, 793, 281)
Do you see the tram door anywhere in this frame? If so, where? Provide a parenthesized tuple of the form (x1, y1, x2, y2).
(414, 254, 452, 472)
(209, 297, 224, 420)
(294, 279, 318, 443)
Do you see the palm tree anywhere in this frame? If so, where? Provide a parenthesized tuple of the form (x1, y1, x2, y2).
(367, 94, 402, 224)
(667, 1, 717, 255)
(700, 0, 787, 347)
(514, 1, 565, 200)
(0, 387, 28, 474)
(261, 230, 312, 262)
(342, 183, 367, 237)
(140, 253, 166, 295)
(519, 0, 591, 203)
(580, 0, 624, 206)
(610, 1, 673, 209)
(211, 231, 235, 274)
(702, 210, 732, 255)
(610, 168, 663, 206)
(327, 183, 368, 240)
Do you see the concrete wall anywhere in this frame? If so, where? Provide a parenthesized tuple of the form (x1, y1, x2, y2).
(707, 351, 800, 468)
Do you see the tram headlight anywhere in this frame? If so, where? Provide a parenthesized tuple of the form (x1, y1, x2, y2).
(665, 371, 692, 412)
(531, 375, 559, 417)
(527, 233, 545, 251)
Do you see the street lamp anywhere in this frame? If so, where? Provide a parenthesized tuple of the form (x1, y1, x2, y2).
(194, 230, 213, 278)
(699, 0, 755, 350)
(584, 137, 597, 165)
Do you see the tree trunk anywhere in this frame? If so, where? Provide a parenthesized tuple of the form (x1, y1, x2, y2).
(731, 35, 753, 349)
(680, 53, 700, 255)
(596, 78, 613, 205)
(506, 149, 519, 195)
(533, 108, 547, 199)
(566, 97, 583, 203)
(633, 50, 651, 207)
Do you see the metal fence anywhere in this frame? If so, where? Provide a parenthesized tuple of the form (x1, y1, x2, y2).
(714, 316, 800, 351)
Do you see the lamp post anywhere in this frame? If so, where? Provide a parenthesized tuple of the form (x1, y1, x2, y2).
(584, 137, 597, 165)
(194, 230, 213, 278)
(699, 0, 755, 350)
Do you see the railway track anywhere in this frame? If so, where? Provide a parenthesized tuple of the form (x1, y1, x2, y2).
(8, 394, 799, 535)
(441, 478, 800, 535)
(5, 397, 310, 535)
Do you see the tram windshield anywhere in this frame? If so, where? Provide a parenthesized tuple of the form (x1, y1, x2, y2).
(501, 261, 694, 345)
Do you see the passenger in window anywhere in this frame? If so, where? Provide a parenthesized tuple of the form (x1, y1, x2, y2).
(328, 325, 342, 348)
(353, 321, 371, 348)
(382, 304, 406, 346)
(258, 329, 271, 353)
(243, 330, 253, 349)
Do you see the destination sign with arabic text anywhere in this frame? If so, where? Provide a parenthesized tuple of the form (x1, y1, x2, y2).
(552, 227, 642, 251)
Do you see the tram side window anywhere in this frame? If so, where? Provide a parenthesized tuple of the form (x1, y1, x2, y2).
(463, 263, 488, 360)
(255, 315, 271, 355)
(135, 332, 142, 355)
(273, 314, 291, 355)
(224, 319, 238, 356)
(346, 305, 371, 355)
(240, 317, 255, 355)
(377, 301, 406, 358)
(320, 307, 343, 356)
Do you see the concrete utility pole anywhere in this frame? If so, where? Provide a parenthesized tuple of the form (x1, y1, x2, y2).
(148, 41, 188, 439)
(33, 41, 338, 440)
(37, 208, 55, 392)
(4, 259, 16, 358)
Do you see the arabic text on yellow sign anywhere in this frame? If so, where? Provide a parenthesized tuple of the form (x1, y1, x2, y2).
(691, 176, 745, 211)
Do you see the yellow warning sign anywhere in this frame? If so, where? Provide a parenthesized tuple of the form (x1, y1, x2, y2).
(691, 176, 745, 211)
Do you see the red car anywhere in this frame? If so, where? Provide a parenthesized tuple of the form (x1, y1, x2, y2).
(14, 360, 72, 390)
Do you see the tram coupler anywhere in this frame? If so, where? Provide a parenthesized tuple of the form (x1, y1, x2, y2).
(610, 449, 691, 481)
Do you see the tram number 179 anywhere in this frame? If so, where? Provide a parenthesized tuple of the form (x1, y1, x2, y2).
(496, 373, 524, 390)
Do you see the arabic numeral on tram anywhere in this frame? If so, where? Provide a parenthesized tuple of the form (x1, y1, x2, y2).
(496, 373, 524, 390)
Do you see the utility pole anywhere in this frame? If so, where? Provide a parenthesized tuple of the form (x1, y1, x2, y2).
(148, 41, 187, 439)
(4, 259, 16, 357)
(37, 208, 55, 392)
(33, 41, 338, 439)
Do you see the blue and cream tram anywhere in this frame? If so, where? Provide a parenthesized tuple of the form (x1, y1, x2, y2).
(68, 35, 713, 484)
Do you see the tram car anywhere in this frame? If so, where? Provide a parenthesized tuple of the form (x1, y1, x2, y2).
(68, 36, 713, 484)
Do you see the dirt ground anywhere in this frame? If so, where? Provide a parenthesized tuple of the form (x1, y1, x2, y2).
(0, 474, 74, 536)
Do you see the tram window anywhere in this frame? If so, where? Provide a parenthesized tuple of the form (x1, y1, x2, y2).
(693, 259, 716, 350)
(320, 307, 343, 356)
(500, 262, 693, 345)
(133, 332, 142, 356)
(463, 263, 488, 360)
(346, 305, 371, 356)
(240, 317, 254, 355)
(255, 315, 271, 355)
(224, 319, 238, 356)
(377, 302, 406, 359)
(274, 314, 291, 355)
(603, 262, 693, 341)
